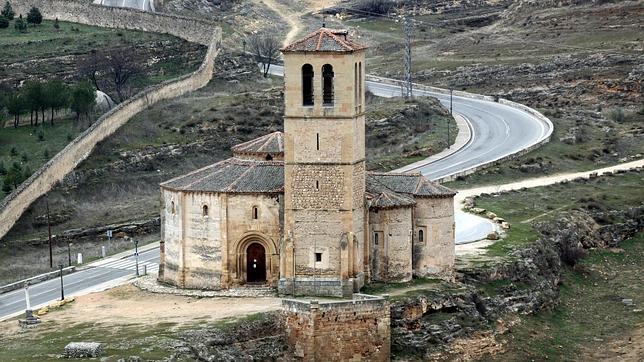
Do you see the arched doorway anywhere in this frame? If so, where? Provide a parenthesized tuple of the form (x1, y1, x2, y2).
(246, 243, 266, 283)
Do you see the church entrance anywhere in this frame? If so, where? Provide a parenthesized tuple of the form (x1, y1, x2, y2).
(246, 243, 266, 283)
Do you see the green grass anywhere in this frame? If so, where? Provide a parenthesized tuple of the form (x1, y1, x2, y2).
(361, 277, 442, 295)
(490, 232, 644, 361)
(0, 312, 274, 361)
(0, 19, 178, 64)
(0, 119, 82, 192)
(473, 170, 644, 258)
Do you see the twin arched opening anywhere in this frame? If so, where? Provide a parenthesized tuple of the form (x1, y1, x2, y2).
(301, 63, 334, 106)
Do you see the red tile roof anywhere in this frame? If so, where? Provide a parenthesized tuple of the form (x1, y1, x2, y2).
(281, 28, 368, 53)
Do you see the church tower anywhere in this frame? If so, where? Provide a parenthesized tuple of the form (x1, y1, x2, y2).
(279, 28, 368, 297)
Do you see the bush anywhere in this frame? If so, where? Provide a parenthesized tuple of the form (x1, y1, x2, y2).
(26, 6, 42, 26)
(14, 14, 26, 32)
(355, 0, 394, 15)
(560, 241, 586, 267)
(0, 15, 8, 28)
(53, 17, 59, 29)
(37, 129, 45, 141)
(1, 1, 14, 20)
(609, 107, 625, 122)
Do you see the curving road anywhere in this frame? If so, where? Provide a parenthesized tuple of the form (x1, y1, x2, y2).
(0, 67, 552, 321)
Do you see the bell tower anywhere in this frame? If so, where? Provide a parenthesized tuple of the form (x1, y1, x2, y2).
(279, 28, 368, 297)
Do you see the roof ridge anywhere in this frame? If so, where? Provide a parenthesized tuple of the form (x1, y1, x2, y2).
(225, 163, 257, 192)
(159, 160, 223, 187)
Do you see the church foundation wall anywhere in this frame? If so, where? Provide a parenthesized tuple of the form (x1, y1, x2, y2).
(412, 197, 455, 278)
(282, 295, 390, 361)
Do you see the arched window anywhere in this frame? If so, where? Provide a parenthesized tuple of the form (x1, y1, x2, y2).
(354, 63, 358, 106)
(302, 64, 314, 106)
(252, 206, 259, 220)
(358, 62, 362, 106)
(202, 205, 208, 217)
(418, 229, 424, 243)
(265, 154, 273, 161)
(322, 64, 334, 105)
(170, 201, 176, 215)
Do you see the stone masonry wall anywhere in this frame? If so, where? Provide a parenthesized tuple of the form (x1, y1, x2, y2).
(412, 197, 455, 278)
(368, 206, 414, 283)
(0, 0, 221, 241)
(12, 0, 216, 45)
(283, 295, 390, 361)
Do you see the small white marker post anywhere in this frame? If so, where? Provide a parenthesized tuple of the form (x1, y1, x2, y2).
(21, 283, 40, 326)
(77, 252, 83, 265)
(24, 284, 30, 311)
(101, 245, 106, 258)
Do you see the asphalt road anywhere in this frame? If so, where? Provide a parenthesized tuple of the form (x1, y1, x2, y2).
(0, 248, 159, 321)
(0, 67, 551, 321)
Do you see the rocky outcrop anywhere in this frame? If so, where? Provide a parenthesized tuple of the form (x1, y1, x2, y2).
(389, 207, 642, 359)
(172, 312, 287, 361)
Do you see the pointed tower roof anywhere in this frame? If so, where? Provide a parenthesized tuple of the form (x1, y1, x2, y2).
(281, 28, 367, 53)
(231, 132, 284, 157)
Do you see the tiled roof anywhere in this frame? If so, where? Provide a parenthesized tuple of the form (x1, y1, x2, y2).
(281, 28, 368, 52)
(365, 176, 415, 209)
(367, 172, 456, 198)
(231, 132, 284, 157)
(160, 158, 284, 194)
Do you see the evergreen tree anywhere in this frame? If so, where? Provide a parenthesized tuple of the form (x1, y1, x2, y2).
(5, 91, 24, 128)
(0, 15, 8, 29)
(1, 1, 14, 20)
(24, 80, 44, 125)
(26, 6, 42, 26)
(53, 17, 59, 29)
(70, 81, 95, 121)
(44, 79, 69, 125)
(14, 14, 26, 33)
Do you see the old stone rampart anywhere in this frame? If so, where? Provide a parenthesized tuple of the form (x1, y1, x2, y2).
(11, 0, 215, 45)
(0, 1, 222, 240)
(282, 294, 391, 361)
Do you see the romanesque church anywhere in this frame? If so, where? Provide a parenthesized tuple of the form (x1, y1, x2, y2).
(158, 28, 456, 297)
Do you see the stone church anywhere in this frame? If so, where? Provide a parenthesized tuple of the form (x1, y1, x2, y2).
(158, 28, 456, 297)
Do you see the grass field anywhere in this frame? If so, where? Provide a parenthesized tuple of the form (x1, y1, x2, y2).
(490, 232, 643, 361)
(473, 170, 643, 258)
(0, 19, 180, 65)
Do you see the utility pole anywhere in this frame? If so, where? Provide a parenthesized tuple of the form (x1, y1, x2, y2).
(448, 88, 453, 149)
(67, 242, 72, 267)
(403, 9, 414, 99)
(46, 194, 53, 269)
(59, 264, 64, 301)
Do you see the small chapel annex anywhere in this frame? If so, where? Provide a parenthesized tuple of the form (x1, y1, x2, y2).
(158, 28, 456, 297)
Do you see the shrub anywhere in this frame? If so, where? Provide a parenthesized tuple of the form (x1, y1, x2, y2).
(10, 146, 18, 156)
(14, 14, 26, 32)
(0, 15, 8, 28)
(37, 129, 45, 141)
(1, 1, 14, 20)
(609, 107, 625, 122)
(26, 6, 42, 26)
(2, 179, 12, 194)
(43, 148, 50, 159)
(355, 0, 394, 15)
(560, 240, 586, 267)
(53, 17, 59, 29)
(0, 161, 5, 175)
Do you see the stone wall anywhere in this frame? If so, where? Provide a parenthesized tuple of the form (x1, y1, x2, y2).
(0, 1, 221, 241)
(11, 0, 216, 45)
(412, 197, 455, 278)
(368, 206, 414, 283)
(283, 295, 390, 361)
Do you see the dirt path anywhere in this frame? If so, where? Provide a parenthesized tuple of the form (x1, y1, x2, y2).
(455, 158, 644, 204)
(0, 284, 282, 337)
(260, 0, 337, 46)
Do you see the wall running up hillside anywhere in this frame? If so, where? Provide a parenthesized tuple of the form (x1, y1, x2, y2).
(0, 1, 222, 240)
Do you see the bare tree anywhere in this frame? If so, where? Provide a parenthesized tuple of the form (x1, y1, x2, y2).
(104, 49, 142, 102)
(77, 49, 105, 92)
(248, 33, 281, 78)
